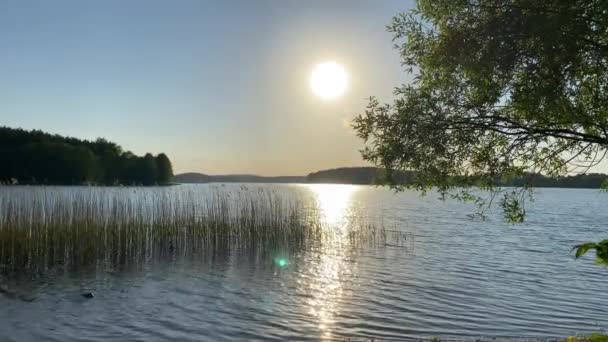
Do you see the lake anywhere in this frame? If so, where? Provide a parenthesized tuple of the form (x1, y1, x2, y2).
(0, 184, 607, 341)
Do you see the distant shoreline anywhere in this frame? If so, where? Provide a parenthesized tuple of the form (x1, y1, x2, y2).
(174, 167, 608, 190)
(1, 182, 607, 190)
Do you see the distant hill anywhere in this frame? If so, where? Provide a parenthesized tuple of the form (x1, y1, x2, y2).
(504, 172, 608, 189)
(175, 167, 608, 189)
(173, 173, 305, 184)
(174, 167, 408, 185)
(173, 173, 211, 183)
(308, 167, 419, 185)
(306, 167, 378, 184)
(306, 168, 608, 188)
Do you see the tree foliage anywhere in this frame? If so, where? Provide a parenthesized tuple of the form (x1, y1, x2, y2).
(352, 0, 608, 265)
(155, 153, 173, 185)
(574, 240, 608, 265)
(0, 127, 173, 185)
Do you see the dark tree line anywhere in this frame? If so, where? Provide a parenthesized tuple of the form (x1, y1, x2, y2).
(504, 173, 608, 189)
(307, 167, 415, 185)
(0, 126, 173, 185)
(306, 167, 608, 188)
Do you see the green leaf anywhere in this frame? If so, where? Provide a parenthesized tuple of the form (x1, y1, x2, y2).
(601, 179, 608, 192)
(574, 243, 597, 259)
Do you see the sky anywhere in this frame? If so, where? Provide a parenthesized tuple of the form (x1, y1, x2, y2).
(0, 0, 416, 176)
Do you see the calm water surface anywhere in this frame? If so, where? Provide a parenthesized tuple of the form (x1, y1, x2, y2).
(1, 184, 607, 341)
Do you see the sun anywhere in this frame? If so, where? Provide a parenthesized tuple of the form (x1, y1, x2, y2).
(310, 61, 348, 99)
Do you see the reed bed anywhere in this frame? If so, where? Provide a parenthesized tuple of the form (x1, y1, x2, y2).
(0, 185, 386, 276)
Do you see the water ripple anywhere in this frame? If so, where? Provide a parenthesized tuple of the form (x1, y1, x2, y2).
(1, 185, 607, 340)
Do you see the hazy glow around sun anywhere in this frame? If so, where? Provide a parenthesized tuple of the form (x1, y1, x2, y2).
(310, 62, 348, 99)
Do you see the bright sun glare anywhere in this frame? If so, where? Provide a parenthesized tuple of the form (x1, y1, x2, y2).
(310, 62, 348, 99)
(306, 184, 358, 226)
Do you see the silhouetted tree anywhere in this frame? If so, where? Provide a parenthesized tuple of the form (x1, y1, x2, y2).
(353, 0, 608, 265)
(0, 126, 173, 186)
(139, 153, 158, 186)
(155, 153, 173, 184)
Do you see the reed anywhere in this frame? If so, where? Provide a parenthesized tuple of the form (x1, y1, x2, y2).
(0, 185, 385, 276)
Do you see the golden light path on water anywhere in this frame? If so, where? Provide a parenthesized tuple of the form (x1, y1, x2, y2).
(300, 184, 361, 339)
(308, 184, 359, 227)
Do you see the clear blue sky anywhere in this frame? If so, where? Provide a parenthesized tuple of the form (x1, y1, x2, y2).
(0, 0, 415, 175)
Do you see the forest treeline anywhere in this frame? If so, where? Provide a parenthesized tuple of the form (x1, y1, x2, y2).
(174, 168, 608, 188)
(0, 126, 173, 185)
(306, 167, 608, 189)
(306, 167, 414, 185)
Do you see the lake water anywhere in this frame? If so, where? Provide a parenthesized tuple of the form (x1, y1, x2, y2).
(1, 184, 607, 341)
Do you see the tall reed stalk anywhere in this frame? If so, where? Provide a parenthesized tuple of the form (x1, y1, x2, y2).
(0, 185, 385, 276)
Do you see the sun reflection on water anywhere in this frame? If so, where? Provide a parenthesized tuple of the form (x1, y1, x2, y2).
(305, 184, 359, 227)
(299, 184, 360, 339)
